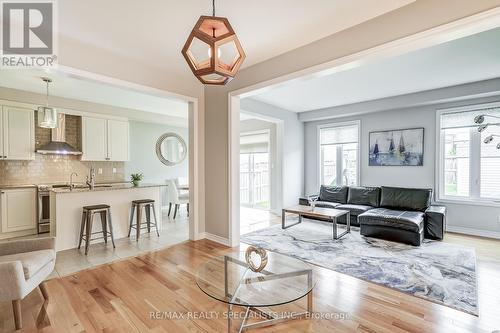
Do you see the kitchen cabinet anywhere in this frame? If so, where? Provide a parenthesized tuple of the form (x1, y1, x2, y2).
(82, 117, 107, 161)
(0, 106, 35, 160)
(81, 117, 129, 161)
(107, 119, 129, 161)
(0, 188, 37, 236)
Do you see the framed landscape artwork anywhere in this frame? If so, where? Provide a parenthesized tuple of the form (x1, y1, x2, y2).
(369, 128, 424, 166)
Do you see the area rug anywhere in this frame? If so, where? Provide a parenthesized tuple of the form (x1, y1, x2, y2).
(240, 220, 478, 315)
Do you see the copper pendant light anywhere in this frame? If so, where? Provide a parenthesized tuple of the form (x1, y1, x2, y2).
(182, 0, 245, 85)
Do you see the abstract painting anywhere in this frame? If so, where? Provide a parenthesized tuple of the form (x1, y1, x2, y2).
(369, 128, 424, 166)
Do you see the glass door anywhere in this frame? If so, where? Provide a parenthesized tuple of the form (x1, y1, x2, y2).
(240, 152, 270, 209)
(240, 131, 270, 209)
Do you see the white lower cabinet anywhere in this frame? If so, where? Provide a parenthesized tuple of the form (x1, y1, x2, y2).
(0, 188, 37, 236)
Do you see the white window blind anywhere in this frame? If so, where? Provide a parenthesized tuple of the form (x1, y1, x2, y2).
(320, 124, 358, 145)
(440, 106, 500, 129)
(240, 132, 269, 154)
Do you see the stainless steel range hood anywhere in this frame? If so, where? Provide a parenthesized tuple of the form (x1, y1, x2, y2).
(36, 114, 82, 155)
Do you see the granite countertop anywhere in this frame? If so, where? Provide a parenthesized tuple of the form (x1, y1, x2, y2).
(0, 184, 37, 189)
(51, 183, 167, 193)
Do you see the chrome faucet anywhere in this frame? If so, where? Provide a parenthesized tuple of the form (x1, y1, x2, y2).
(69, 172, 78, 190)
(86, 167, 96, 190)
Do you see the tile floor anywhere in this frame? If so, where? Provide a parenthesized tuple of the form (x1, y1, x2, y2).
(48, 207, 189, 279)
(240, 206, 280, 235)
(47, 206, 273, 279)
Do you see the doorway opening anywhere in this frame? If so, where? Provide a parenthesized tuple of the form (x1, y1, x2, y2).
(239, 112, 282, 235)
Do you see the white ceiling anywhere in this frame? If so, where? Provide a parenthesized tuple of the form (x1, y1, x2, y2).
(251, 27, 500, 112)
(0, 69, 189, 118)
(57, 0, 414, 81)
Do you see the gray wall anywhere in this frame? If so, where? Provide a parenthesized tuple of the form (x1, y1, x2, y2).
(304, 95, 500, 235)
(204, 0, 500, 240)
(305, 107, 434, 194)
(125, 120, 189, 207)
(241, 98, 304, 209)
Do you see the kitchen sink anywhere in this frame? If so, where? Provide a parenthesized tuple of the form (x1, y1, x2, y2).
(52, 184, 71, 188)
(51, 184, 114, 190)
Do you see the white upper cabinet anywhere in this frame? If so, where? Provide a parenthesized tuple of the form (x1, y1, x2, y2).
(82, 117, 107, 161)
(107, 119, 129, 161)
(81, 116, 129, 161)
(1, 106, 35, 161)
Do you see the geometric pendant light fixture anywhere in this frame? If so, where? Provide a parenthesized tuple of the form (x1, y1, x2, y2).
(182, 0, 246, 85)
(37, 77, 58, 128)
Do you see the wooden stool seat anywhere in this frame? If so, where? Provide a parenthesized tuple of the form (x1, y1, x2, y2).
(83, 204, 110, 210)
(132, 199, 155, 204)
(78, 205, 115, 255)
(128, 199, 160, 240)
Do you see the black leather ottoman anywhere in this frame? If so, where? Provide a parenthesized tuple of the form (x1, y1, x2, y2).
(358, 208, 424, 246)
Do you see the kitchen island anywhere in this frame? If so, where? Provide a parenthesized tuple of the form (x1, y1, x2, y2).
(50, 183, 166, 251)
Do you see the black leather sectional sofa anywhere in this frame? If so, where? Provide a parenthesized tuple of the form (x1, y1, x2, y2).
(299, 185, 446, 246)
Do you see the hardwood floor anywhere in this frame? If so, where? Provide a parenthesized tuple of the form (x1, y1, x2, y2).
(1, 237, 500, 332)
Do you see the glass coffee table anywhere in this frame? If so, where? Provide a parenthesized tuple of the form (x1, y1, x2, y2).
(196, 250, 316, 332)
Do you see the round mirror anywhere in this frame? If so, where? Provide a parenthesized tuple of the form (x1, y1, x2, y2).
(156, 133, 187, 166)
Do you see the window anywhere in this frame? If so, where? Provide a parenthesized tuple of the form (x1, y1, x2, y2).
(439, 103, 500, 202)
(319, 122, 359, 186)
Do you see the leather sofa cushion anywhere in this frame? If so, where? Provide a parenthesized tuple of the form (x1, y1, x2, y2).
(319, 186, 348, 204)
(358, 208, 424, 233)
(347, 186, 380, 207)
(314, 201, 341, 209)
(380, 186, 432, 212)
(0, 249, 55, 279)
(336, 204, 373, 216)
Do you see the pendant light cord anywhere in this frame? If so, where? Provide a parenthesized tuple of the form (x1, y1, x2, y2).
(45, 80, 49, 107)
(212, 0, 215, 16)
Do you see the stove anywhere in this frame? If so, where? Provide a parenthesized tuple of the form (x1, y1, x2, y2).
(37, 185, 52, 234)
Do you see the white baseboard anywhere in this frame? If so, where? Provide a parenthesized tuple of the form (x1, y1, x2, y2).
(201, 232, 231, 246)
(446, 226, 500, 240)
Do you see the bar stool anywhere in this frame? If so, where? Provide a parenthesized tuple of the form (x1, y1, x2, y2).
(128, 199, 160, 240)
(78, 204, 116, 255)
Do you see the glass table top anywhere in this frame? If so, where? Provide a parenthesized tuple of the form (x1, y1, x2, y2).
(195, 251, 316, 307)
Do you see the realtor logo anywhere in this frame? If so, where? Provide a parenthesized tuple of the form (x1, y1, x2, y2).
(1, 0, 57, 68)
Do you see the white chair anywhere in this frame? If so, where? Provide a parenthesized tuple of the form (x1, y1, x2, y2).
(0, 237, 56, 330)
(167, 179, 189, 219)
(174, 178, 189, 196)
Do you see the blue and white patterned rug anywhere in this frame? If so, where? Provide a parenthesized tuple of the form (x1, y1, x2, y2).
(241, 219, 478, 315)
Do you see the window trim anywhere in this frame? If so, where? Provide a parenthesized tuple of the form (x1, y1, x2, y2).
(436, 102, 500, 206)
(317, 120, 361, 189)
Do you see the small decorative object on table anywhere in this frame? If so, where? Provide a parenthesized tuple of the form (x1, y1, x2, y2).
(309, 197, 317, 210)
(245, 246, 268, 272)
(130, 173, 143, 187)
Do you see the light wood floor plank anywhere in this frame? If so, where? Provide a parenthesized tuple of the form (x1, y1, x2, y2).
(1, 238, 499, 332)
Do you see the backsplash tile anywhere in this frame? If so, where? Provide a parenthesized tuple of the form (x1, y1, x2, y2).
(0, 154, 125, 186)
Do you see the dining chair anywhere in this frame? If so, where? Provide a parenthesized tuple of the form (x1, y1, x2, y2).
(167, 179, 189, 219)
